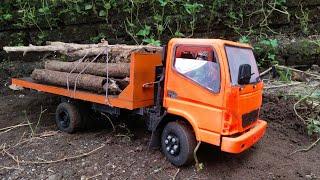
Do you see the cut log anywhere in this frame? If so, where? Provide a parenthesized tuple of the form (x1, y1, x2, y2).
(31, 69, 121, 94)
(45, 60, 130, 78)
(3, 41, 163, 57)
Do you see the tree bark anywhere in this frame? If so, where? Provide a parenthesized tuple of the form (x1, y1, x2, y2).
(45, 60, 130, 78)
(31, 69, 121, 94)
(3, 41, 162, 57)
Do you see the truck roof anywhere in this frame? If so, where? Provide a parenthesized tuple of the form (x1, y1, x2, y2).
(168, 38, 252, 49)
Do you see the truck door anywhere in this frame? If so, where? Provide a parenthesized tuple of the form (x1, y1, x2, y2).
(164, 44, 226, 134)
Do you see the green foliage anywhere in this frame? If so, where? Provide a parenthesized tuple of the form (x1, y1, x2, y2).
(2, 0, 314, 56)
(254, 39, 279, 67)
(277, 69, 292, 82)
(307, 119, 320, 136)
(239, 36, 250, 44)
(90, 33, 106, 43)
(295, 5, 310, 35)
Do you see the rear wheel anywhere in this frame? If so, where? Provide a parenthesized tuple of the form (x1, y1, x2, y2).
(55, 102, 81, 133)
(161, 121, 196, 166)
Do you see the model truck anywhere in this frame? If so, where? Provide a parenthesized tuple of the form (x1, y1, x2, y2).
(11, 38, 267, 166)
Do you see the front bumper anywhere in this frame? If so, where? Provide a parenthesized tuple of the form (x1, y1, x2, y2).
(221, 120, 267, 153)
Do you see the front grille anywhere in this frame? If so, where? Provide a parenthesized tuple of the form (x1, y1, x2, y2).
(242, 109, 259, 128)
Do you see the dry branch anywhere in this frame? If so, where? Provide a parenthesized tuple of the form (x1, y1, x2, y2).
(0, 123, 32, 132)
(21, 144, 105, 164)
(3, 41, 162, 57)
(275, 65, 320, 79)
(264, 82, 303, 89)
(260, 67, 272, 77)
(289, 137, 320, 156)
(45, 60, 130, 78)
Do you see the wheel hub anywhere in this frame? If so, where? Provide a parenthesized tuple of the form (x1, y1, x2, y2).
(59, 110, 70, 128)
(165, 134, 180, 156)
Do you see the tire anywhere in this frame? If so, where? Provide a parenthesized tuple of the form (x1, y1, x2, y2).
(161, 121, 196, 166)
(55, 102, 82, 133)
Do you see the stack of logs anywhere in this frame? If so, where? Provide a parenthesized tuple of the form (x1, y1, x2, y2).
(3, 41, 163, 94)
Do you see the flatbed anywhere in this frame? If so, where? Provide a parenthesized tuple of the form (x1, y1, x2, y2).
(12, 52, 162, 110)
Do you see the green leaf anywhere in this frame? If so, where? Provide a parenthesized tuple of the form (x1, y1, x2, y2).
(99, 10, 107, 17)
(158, 0, 168, 7)
(2, 14, 12, 21)
(157, 24, 164, 32)
(85, 4, 93, 10)
(143, 38, 161, 46)
(269, 39, 279, 48)
(104, 3, 112, 10)
(239, 36, 249, 43)
(174, 31, 185, 37)
(136, 25, 151, 37)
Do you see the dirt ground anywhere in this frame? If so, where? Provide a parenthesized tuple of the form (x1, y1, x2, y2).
(0, 79, 320, 179)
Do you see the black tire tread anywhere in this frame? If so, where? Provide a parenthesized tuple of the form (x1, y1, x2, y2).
(55, 102, 81, 133)
(161, 121, 196, 166)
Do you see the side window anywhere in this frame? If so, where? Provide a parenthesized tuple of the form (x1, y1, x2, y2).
(174, 45, 220, 93)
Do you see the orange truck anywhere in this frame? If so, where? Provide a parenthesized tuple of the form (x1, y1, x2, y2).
(11, 38, 267, 166)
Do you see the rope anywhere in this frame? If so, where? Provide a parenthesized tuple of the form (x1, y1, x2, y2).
(67, 52, 88, 92)
(105, 47, 112, 107)
(73, 50, 104, 97)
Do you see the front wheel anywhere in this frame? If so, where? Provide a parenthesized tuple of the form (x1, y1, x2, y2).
(161, 121, 196, 166)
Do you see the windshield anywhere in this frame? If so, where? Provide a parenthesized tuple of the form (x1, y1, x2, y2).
(225, 46, 260, 85)
(174, 45, 220, 93)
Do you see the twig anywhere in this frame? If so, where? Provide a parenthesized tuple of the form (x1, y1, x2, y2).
(289, 137, 320, 156)
(0, 123, 32, 132)
(275, 65, 320, 79)
(21, 144, 105, 164)
(86, 173, 103, 180)
(7, 137, 43, 151)
(101, 112, 115, 132)
(260, 67, 272, 77)
(34, 106, 48, 133)
(0, 166, 22, 171)
(264, 82, 303, 89)
(23, 111, 35, 136)
(39, 131, 58, 138)
(2, 148, 20, 168)
(193, 141, 202, 171)
(172, 168, 180, 180)
(293, 85, 320, 124)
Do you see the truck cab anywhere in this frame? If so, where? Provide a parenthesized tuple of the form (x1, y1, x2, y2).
(152, 38, 267, 166)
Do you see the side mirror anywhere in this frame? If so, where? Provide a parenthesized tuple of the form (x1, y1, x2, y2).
(238, 64, 253, 85)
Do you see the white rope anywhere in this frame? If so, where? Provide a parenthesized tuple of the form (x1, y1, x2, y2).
(67, 52, 88, 92)
(105, 47, 112, 106)
(73, 50, 104, 97)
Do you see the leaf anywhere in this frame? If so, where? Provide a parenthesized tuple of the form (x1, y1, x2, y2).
(239, 36, 249, 43)
(157, 24, 164, 32)
(158, 0, 168, 7)
(85, 4, 93, 10)
(99, 10, 107, 17)
(104, 3, 112, 10)
(174, 31, 185, 37)
(143, 38, 161, 46)
(270, 39, 279, 48)
(2, 14, 12, 21)
(136, 25, 151, 37)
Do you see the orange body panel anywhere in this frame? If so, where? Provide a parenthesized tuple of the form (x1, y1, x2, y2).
(221, 120, 267, 153)
(12, 52, 162, 110)
(163, 38, 267, 151)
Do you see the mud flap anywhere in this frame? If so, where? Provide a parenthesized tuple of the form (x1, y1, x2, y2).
(147, 111, 167, 150)
(148, 129, 161, 149)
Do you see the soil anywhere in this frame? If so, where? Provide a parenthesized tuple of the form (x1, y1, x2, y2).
(0, 78, 320, 179)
